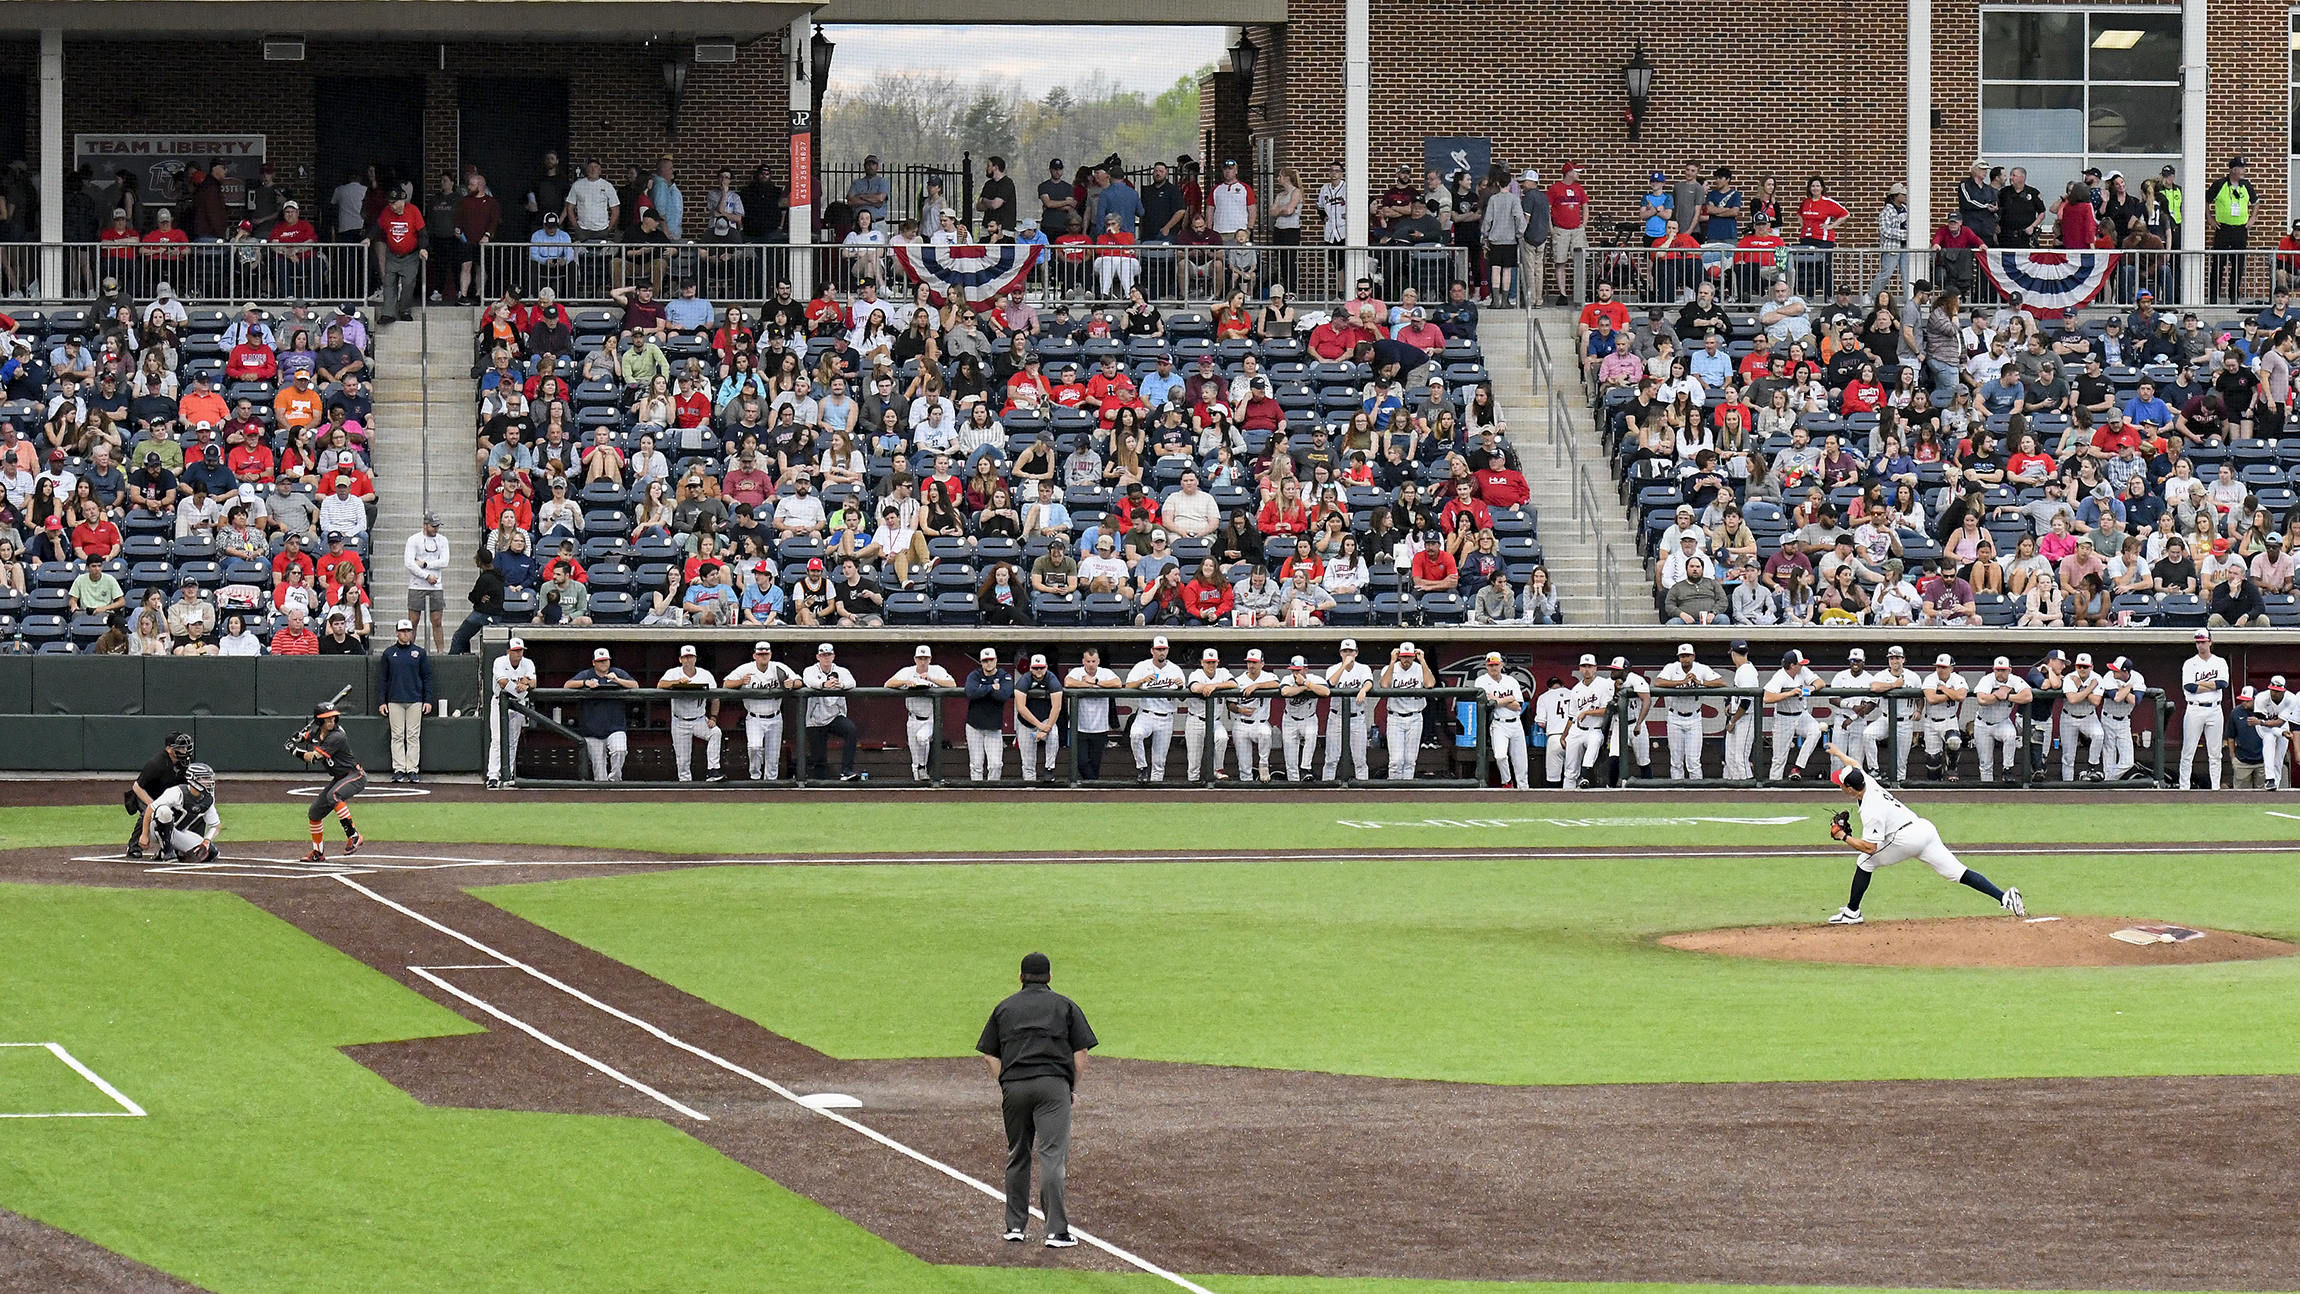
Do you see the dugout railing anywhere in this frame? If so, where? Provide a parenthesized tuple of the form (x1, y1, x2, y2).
(1607, 685, 2170, 789)
(500, 684, 1491, 789)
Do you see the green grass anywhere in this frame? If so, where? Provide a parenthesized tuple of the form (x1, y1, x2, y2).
(6, 796, 2300, 856)
(0, 1044, 131, 1116)
(482, 849, 2300, 1087)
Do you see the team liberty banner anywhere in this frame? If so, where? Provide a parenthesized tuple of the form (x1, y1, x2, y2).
(1982, 250, 2119, 311)
(893, 242, 1043, 310)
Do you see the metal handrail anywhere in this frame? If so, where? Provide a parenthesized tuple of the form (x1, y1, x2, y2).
(0, 240, 371, 305)
(419, 290, 432, 515)
(1570, 240, 2253, 311)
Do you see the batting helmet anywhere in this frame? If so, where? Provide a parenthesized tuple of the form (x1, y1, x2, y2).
(312, 702, 341, 721)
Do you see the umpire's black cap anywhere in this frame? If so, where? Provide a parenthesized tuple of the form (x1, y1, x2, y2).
(1020, 952, 1051, 983)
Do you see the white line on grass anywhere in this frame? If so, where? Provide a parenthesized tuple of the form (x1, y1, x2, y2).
(334, 875, 1218, 1294)
(0, 1043, 146, 1118)
(404, 967, 709, 1122)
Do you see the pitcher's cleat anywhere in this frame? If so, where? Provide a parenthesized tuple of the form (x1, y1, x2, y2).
(1827, 907, 1865, 925)
(2001, 887, 2025, 916)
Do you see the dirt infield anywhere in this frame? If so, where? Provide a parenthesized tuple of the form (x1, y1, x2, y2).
(0, 1208, 211, 1293)
(6, 841, 2300, 1290)
(1664, 915, 2300, 967)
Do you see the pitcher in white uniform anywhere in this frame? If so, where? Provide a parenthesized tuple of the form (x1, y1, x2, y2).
(1822, 746, 2026, 925)
(1472, 651, 1531, 788)
(1652, 642, 1719, 780)
(1229, 651, 1278, 781)
(1126, 636, 1186, 782)
(2059, 653, 2107, 782)
(1721, 641, 1760, 781)
(1562, 654, 1615, 789)
(487, 637, 537, 788)
(2177, 629, 2228, 790)
(2098, 656, 2146, 782)
(1969, 655, 2032, 783)
(1827, 648, 1878, 771)
(657, 644, 724, 782)
(1764, 650, 1824, 781)
(886, 645, 957, 780)
(1280, 656, 1328, 781)
(726, 641, 798, 780)
(1382, 642, 1436, 781)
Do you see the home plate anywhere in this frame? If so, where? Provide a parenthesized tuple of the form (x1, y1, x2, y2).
(797, 1093, 862, 1111)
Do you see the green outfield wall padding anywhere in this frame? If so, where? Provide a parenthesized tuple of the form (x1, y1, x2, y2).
(32, 656, 146, 715)
(191, 716, 315, 774)
(255, 656, 370, 717)
(82, 716, 196, 772)
(0, 656, 33, 714)
(142, 656, 259, 716)
(9, 716, 85, 769)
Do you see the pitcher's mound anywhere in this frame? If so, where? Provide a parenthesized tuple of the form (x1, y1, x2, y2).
(1661, 916, 2300, 968)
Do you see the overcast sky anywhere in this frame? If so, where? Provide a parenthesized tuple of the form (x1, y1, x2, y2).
(821, 25, 1229, 98)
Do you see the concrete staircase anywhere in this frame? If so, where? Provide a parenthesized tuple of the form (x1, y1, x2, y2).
(1479, 308, 1656, 624)
(368, 307, 480, 639)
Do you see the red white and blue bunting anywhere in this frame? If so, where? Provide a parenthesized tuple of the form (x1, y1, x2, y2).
(1981, 250, 2119, 312)
(890, 242, 1043, 311)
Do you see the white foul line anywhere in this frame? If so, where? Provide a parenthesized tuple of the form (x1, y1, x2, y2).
(331, 875, 1217, 1294)
(0, 1043, 146, 1118)
(404, 967, 709, 1123)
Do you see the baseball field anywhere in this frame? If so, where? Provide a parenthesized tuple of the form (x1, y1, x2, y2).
(1, 784, 2295, 1294)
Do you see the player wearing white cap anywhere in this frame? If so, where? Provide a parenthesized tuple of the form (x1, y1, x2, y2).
(1869, 645, 1920, 782)
(886, 645, 955, 781)
(1382, 642, 1436, 781)
(1652, 643, 1719, 780)
(572, 647, 639, 782)
(2257, 676, 2296, 790)
(1474, 652, 1531, 788)
(964, 649, 1015, 782)
(1126, 636, 1186, 782)
(1229, 651, 1278, 781)
(1606, 656, 1651, 781)
(1827, 648, 1878, 772)
(1534, 674, 1574, 786)
(1321, 639, 1375, 781)
(1015, 654, 1065, 783)
(1721, 641, 1760, 780)
(2059, 653, 2106, 782)
(1764, 650, 1824, 781)
(801, 643, 864, 781)
(2098, 656, 2146, 781)
(487, 636, 536, 789)
(1563, 654, 1614, 789)
(1062, 647, 1123, 780)
(1823, 747, 2024, 924)
(658, 645, 724, 782)
(726, 642, 798, 780)
(1280, 656, 1328, 781)
(1184, 648, 1237, 781)
(1970, 656, 2033, 783)
(1920, 654, 1969, 781)
(2178, 629, 2228, 790)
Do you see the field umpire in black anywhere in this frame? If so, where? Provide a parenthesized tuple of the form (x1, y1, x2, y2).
(294, 701, 366, 861)
(977, 951, 1097, 1249)
(125, 731, 195, 858)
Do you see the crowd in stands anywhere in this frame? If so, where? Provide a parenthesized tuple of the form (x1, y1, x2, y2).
(0, 291, 384, 654)
(447, 266, 1556, 647)
(1576, 269, 2300, 630)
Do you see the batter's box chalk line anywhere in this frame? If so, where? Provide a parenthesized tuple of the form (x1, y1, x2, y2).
(0, 1043, 146, 1118)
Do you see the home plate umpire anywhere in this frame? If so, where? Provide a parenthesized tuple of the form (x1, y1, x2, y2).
(977, 952, 1098, 1249)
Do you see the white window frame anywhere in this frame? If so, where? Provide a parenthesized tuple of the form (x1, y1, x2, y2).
(1978, 4, 2183, 183)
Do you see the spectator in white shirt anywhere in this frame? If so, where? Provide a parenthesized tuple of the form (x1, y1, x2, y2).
(317, 477, 368, 537)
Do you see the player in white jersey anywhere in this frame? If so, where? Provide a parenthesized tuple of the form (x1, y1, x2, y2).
(1534, 675, 1574, 786)
(725, 641, 799, 780)
(1472, 652, 1531, 788)
(1721, 641, 1760, 780)
(1562, 654, 1615, 789)
(2177, 629, 2228, 790)
(885, 644, 956, 780)
(1868, 644, 1920, 782)
(1764, 650, 1824, 781)
(1184, 648, 1237, 781)
(1822, 746, 2025, 924)
(1322, 639, 1377, 781)
(487, 636, 537, 788)
(146, 762, 220, 863)
(1652, 642, 1719, 780)
(1968, 655, 2032, 783)
(1606, 656, 1651, 782)
(1279, 655, 1328, 781)
(2098, 656, 2146, 782)
(2059, 652, 2107, 782)
(1919, 653, 1969, 781)
(2257, 676, 2296, 790)
(1382, 642, 1436, 781)
(1827, 648, 1879, 771)
(657, 644, 724, 782)
(1063, 648, 1124, 781)
(1229, 651, 1278, 781)
(1126, 636, 1187, 782)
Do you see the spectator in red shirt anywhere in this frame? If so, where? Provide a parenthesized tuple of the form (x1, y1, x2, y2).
(1733, 215, 1788, 299)
(1257, 481, 1310, 535)
(271, 200, 320, 287)
(1547, 163, 1590, 302)
(672, 375, 713, 428)
(1439, 480, 1492, 532)
(269, 606, 320, 655)
(722, 448, 774, 508)
(226, 337, 278, 382)
(227, 437, 276, 484)
(1796, 179, 1849, 296)
(1181, 558, 1235, 626)
(71, 503, 123, 561)
(1473, 462, 1530, 508)
(1110, 482, 1161, 531)
(376, 189, 427, 322)
(318, 463, 376, 504)
(1410, 532, 1460, 593)
(140, 209, 191, 274)
(454, 171, 501, 304)
(272, 535, 318, 583)
(1307, 314, 1360, 361)
(1235, 379, 1285, 432)
(1576, 281, 1629, 352)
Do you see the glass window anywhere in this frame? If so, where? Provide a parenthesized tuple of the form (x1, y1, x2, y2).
(2087, 14, 2180, 82)
(1984, 84, 2085, 153)
(2089, 85, 2181, 154)
(1984, 11, 2084, 80)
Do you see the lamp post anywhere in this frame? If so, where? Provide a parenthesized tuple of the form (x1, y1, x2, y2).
(662, 52, 691, 138)
(1231, 33, 1260, 128)
(1622, 42, 1654, 140)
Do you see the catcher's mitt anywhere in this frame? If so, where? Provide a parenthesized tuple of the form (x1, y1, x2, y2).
(1829, 810, 1853, 842)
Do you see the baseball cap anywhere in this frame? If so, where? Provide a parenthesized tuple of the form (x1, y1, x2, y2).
(1729, 639, 1749, 653)
(1486, 651, 1504, 664)
(395, 618, 414, 631)
(912, 644, 932, 657)
(1935, 654, 1955, 667)
(807, 557, 825, 570)
(1847, 647, 1866, 662)
(1649, 170, 1667, 182)
(1339, 638, 1357, 651)
(1246, 649, 1264, 663)
(1521, 168, 1540, 183)
(1398, 641, 1417, 656)
(2075, 652, 2093, 666)
(1578, 653, 1597, 666)
(508, 636, 526, 650)
(1609, 656, 1628, 670)
(1993, 656, 2011, 668)
(679, 643, 696, 656)
(2111, 656, 2131, 671)
(1152, 635, 1170, 649)
(1290, 655, 1308, 668)
(1782, 650, 1803, 667)
(1201, 648, 1220, 661)
(2275, 676, 2290, 691)
(2241, 686, 2257, 701)
(2195, 629, 2213, 641)
(2213, 537, 2231, 555)
(2043, 649, 2067, 663)
(423, 511, 441, 526)
(816, 642, 835, 653)
(592, 647, 610, 659)
(1888, 645, 1906, 658)
(981, 647, 999, 659)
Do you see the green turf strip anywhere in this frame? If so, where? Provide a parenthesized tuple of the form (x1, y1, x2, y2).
(482, 852, 2300, 1086)
(6, 797, 2300, 855)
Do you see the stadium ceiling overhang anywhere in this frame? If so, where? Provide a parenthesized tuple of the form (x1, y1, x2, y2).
(0, 0, 814, 42)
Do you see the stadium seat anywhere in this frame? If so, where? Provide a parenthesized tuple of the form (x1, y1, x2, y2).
(885, 591, 934, 625)
(933, 592, 981, 625)
(587, 591, 636, 624)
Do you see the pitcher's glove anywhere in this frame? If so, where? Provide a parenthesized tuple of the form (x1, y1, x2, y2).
(1829, 810, 1853, 842)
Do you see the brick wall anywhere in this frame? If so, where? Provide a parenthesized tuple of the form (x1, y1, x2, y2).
(0, 36, 789, 232)
(1281, 0, 2285, 247)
